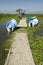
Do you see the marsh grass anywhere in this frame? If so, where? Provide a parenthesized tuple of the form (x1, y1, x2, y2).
(27, 23, 43, 65)
(0, 14, 21, 23)
(26, 14, 43, 20)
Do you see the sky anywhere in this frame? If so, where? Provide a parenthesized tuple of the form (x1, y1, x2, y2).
(0, 0, 43, 14)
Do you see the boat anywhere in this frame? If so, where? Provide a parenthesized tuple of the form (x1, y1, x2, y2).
(6, 19, 17, 32)
(27, 16, 38, 27)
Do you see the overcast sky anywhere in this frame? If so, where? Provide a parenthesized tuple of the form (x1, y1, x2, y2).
(0, 0, 43, 14)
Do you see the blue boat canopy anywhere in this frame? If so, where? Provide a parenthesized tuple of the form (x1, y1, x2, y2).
(27, 17, 33, 21)
(6, 19, 17, 32)
(27, 16, 39, 27)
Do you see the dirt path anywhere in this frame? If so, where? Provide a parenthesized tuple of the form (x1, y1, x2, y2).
(5, 19, 35, 65)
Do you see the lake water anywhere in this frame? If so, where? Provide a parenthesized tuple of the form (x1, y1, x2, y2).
(0, 22, 8, 44)
(33, 20, 43, 37)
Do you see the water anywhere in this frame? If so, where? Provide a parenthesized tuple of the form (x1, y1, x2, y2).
(0, 22, 9, 65)
(0, 22, 8, 44)
(33, 28, 43, 37)
(39, 20, 43, 24)
(33, 20, 43, 37)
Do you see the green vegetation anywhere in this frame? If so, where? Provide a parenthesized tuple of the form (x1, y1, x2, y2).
(14, 27, 27, 33)
(0, 14, 21, 23)
(27, 14, 43, 65)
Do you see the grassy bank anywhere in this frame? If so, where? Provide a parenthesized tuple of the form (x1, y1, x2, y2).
(27, 14, 43, 65)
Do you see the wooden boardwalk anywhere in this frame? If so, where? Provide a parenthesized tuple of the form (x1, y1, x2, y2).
(4, 19, 35, 65)
(17, 18, 27, 27)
